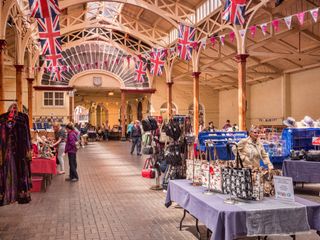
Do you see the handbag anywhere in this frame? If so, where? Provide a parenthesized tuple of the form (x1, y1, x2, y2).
(262, 169, 282, 197)
(305, 150, 320, 162)
(141, 158, 155, 178)
(290, 150, 305, 160)
(210, 145, 223, 192)
(222, 143, 253, 200)
(142, 146, 153, 155)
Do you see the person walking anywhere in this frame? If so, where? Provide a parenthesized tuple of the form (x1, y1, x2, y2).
(65, 123, 79, 182)
(52, 122, 66, 174)
(130, 120, 142, 156)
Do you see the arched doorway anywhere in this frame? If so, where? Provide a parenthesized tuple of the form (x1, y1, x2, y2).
(137, 101, 143, 121)
(74, 105, 89, 123)
(160, 102, 177, 119)
(127, 104, 133, 123)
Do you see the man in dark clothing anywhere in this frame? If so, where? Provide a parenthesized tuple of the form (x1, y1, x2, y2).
(130, 120, 142, 156)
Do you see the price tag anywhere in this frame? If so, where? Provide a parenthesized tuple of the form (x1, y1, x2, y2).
(312, 137, 320, 146)
(274, 176, 295, 202)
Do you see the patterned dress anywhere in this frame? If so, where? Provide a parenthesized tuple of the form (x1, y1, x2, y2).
(0, 111, 32, 206)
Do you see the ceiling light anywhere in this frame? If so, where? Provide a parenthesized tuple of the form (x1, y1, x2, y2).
(108, 92, 114, 96)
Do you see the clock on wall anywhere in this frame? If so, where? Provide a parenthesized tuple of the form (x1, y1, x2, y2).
(93, 77, 102, 87)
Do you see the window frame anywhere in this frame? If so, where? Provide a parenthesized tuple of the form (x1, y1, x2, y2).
(43, 91, 65, 108)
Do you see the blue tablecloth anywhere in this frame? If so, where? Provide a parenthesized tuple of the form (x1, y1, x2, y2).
(283, 159, 320, 183)
(165, 179, 320, 240)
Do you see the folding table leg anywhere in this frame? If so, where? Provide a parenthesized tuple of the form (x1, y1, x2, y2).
(180, 209, 187, 231)
(206, 229, 211, 240)
(290, 235, 296, 240)
(195, 218, 201, 240)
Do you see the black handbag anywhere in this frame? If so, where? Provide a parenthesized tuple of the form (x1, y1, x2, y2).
(222, 143, 253, 200)
(290, 150, 305, 160)
(141, 119, 152, 132)
(142, 146, 153, 155)
(148, 117, 158, 131)
(305, 150, 320, 162)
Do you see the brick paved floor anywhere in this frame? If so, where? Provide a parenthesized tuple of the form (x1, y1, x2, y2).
(0, 141, 320, 240)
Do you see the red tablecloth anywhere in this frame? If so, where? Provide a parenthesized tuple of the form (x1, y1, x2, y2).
(31, 157, 57, 175)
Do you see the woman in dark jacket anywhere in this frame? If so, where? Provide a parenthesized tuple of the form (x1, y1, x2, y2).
(65, 123, 79, 182)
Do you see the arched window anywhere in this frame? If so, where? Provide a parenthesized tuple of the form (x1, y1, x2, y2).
(188, 103, 205, 126)
(137, 101, 143, 121)
(160, 102, 177, 117)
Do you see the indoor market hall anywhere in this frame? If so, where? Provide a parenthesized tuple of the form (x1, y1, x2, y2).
(1, 0, 320, 240)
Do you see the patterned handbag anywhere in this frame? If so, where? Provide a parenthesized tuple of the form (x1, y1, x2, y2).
(209, 145, 223, 192)
(222, 143, 253, 200)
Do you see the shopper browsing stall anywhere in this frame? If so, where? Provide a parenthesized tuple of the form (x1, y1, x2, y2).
(130, 120, 142, 156)
(65, 123, 79, 182)
(236, 127, 274, 169)
(52, 122, 66, 174)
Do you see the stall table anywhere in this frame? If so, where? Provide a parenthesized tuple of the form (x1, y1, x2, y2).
(31, 157, 57, 191)
(282, 159, 320, 183)
(165, 179, 320, 240)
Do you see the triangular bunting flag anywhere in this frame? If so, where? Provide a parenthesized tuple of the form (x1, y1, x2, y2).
(249, 26, 256, 38)
(310, 8, 319, 23)
(296, 12, 305, 25)
(200, 37, 207, 50)
(219, 35, 225, 46)
(284, 16, 292, 29)
(210, 36, 216, 47)
(239, 29, 246, 41)
(260, 23, 268, 36)
(272, 19, 280, 32)
(229, 32, 235, 43)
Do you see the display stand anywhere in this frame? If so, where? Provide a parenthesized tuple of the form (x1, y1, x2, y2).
(203, 141, 214, 195)
(150, 134, 163, 191)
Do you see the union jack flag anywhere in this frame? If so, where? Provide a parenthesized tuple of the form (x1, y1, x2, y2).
(149, 49, 166, 76)
(222, 0, 246, 25)
(177, 24, 195, 61)
(37, 16, 62, 55)
(28, 0, 60, 19)
(134, 60, 147, 83)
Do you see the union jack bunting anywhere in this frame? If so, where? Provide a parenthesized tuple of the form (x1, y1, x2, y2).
(222, 0, 246, 25)
(149, 49, 165, 76)
(45, 53, 62, 81)
(177, 24, 195, 61)
(28, 0, 60, 19)
(134, 60, 147, 83)
(37, 16, 62, 55)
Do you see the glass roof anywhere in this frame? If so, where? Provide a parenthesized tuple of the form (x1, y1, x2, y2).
(86, 2, 123, 21)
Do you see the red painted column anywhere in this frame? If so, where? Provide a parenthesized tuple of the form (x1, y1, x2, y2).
(26, 78, 34, 128)
(193, 72, 201, 137)
(167, 82, 173, 119)
(121, 90, 126, 141)
(0, 40, 5, 113)
(15, 64, 24, 111)
(235, 54, 249, 131)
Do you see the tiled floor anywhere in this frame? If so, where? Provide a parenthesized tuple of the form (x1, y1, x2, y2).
(0, 141, 320, 240)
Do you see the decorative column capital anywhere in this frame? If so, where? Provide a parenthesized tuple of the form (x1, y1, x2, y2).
(192, 72, 201, 77)
(166, 81, 174, 86)
(26, 78, 34, 83)
(14, 64, 24, 71)
(235, 54, 249, 63)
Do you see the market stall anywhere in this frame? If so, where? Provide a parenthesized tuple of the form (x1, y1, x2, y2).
(165, 179, 320, 240)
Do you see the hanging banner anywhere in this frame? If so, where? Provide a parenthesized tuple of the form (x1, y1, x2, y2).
(229, 31, 235, 43)
(296, 12, 305, 25)
(249, 26, 256, 38)
(310, 8, 319, 23)
(284, 15, 292, 29)
(219, 34, 225, 46)
(260, 23, 268, 36)
(271, 19, 280, 32)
